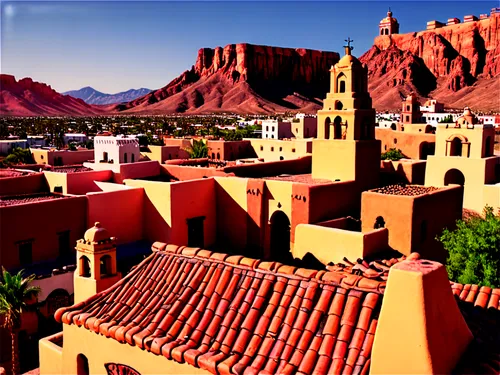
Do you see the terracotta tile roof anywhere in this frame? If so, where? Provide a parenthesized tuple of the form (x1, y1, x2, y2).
(451, 284, 500, 375)
(56, 245, 385, 375)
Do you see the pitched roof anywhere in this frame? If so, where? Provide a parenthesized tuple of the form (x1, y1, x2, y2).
(55, 245, 500, 375)
(56, 245, 385, 375)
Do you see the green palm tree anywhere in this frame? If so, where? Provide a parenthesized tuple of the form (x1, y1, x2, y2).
(0, 268, 40, 375)
(185, 140, 208, 159)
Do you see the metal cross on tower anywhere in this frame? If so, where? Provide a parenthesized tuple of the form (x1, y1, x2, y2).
(344, 37, 354, 54)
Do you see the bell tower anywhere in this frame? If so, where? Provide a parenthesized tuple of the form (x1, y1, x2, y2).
(74, 222, 121, 304)
(379, 8, 400, 36)
(313, 39, 380, 190)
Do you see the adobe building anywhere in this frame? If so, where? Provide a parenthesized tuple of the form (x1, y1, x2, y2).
(379, 9, 399, 35)
(31, 148, 94, 167)
(39, 243, 499, 375)
(376, 95, 436, 160)
(314, 39, 381, 191)
(425, 107, 500, 213)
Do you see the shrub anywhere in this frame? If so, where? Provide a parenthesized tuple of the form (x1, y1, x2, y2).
(381, 148, 406, 161)
(439, 206, 500, 287)
(185, 140, 208, 159)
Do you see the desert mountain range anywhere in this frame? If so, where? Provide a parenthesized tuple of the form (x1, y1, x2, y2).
(1, 13, 498, 116)
(63, 87, 152, 105)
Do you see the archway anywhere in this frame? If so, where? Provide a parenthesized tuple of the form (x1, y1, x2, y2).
(335, 100, 343, 110)
(374, 216, 385, 229)
(79, 256, 91, 277)
(270, 211, 291, 263)
(337, 73, 346, 93)
(324, 117, 331, 140)
(444, 169, 465, 186)
(390, 123, 397, 131)
(100, 255, 112, 277)
(449, 137, 463, 156)
(77, 354, 89, 375)
(334, 116, 342, 139)
(46, 289, 70, 316)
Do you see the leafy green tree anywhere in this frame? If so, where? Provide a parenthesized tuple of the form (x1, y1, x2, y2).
(440, 206, 500, 287)
(439, 115, 454, 123)
(0, 268, 40, 375)
(381, 148, 406, 161)
(185, 140, 208, 159)
(1, 148, 34, 167)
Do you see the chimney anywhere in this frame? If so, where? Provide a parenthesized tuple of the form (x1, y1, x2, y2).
(371, 258, 472, 374)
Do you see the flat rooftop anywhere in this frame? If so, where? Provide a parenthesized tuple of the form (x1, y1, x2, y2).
(0, 169, 31, 178)
(263, 174, 333, 185)
(51, 165, 93, 173)
(0, 193, 67, 207)
(372, 184, 440, 196)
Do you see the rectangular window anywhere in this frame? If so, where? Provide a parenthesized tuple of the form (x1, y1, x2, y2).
(260, 146, 263, 151)
(279, 147, 282, 152)
(18, 240, 33, 266)
(292, 148, 296, 153)
(271, 147, 274, 151)
(58, 231, 71, 258)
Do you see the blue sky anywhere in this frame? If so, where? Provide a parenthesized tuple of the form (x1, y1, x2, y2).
(1, 1, 496, 93)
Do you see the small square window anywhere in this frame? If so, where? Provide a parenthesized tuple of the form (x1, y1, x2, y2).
(292, 148, 296, 153)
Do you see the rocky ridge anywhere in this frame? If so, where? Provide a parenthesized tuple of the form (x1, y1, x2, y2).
(360, 13, 500, 111)
(0, 75, 105, 116)
(116, 43, 340, 114)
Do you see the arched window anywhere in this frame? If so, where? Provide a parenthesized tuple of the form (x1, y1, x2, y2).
(444, 169, 465, 186)
(334, 116, 342, 140)
(77, 354, 89, 375)
(449, 137, 462, 157)
(100, 255, 112, 277)
(216, 152, 220, 160)
(123, 153, 128, 163)
(337, 73, 346, 93)
(79, 256, 91, 278)
(390, 123, 397, 131)
(335, 101, 343, 110)
(131, 153, 135, 163)
(324, 117, 331, 140)
(212, 153, 215, 159)
(270, 211, 291, 263)
(380, 29, 384, 36)
(374, 216, 385, 229)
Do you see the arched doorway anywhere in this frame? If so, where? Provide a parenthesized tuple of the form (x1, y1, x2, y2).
(77, 354, 89, 375)
(334, 116, 342, 139)
(46, 289, 70, 316)
(324, 117, 331, 140)
(449, 137, 462, 156)
(270, 211, 291, 263)
(444, 169, 465, 186)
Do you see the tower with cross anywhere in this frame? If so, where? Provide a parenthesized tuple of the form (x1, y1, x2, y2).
(312, 39, 380, 190)
(379, 8, 400, 35)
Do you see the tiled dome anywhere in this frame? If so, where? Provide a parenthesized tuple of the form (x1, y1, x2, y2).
(84, 222, 111, 243)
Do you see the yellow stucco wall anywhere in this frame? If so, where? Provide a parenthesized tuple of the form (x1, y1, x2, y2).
(293, 224, 389, 264)
(43, 172, 69, 194)
(214, 176, 249, 250)
(248, 139, 311, 161)
(434, 124, 495, 159)
(39, 325, 210, 375)
(425, 156, 495, 212)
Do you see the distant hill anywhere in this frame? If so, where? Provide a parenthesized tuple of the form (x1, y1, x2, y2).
(0, 75, 104, 116)
(63, 86, 152, 105)
(114, 44, 340, 115)
(360, 13, 500, 111)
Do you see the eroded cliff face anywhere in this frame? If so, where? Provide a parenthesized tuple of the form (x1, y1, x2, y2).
(362, 13, 500, 110)
(118, 44, 340, 112)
